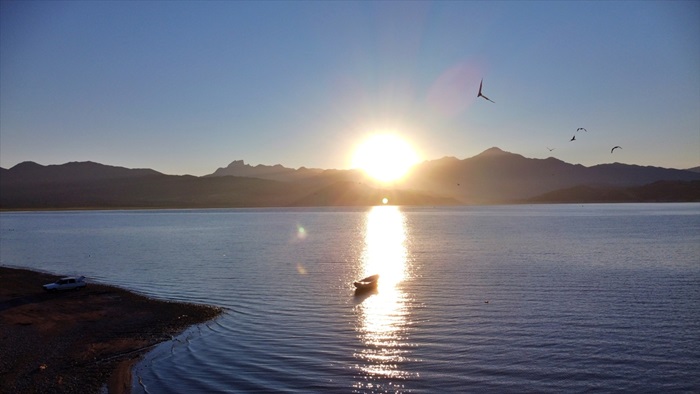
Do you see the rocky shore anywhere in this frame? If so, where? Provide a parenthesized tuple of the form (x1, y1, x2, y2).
(0, 266, 223, 393)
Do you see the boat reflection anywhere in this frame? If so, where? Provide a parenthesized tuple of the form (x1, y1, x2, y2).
(353, 205, 414, 391)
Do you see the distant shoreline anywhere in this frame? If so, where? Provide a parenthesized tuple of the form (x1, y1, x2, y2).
(2, 199, 700, 213)
(0, 266, 223, 394)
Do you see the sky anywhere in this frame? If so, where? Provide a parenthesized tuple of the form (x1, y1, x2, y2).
(1, 1, 699, 176)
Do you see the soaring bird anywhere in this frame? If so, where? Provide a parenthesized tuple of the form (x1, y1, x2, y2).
(611, 146, 622, 153)
(577, 127, 587, 132)
(547, 147, 555, 151)
(477, 79, 495, 103)
(570, 135, 576, 141)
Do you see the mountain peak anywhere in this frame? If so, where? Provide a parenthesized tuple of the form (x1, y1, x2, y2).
(11, 161, 44, 171)
(477, 147, 510, 157)
(473, 147, 523, 160)
(226, 160, 247, 168)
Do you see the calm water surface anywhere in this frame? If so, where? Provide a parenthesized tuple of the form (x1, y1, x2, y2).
(1, 204, 699, 393)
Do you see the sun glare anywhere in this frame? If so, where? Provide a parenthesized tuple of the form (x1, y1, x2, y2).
(351, 134, 420, 183)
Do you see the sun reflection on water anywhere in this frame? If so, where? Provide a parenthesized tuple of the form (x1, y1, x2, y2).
(354, 205, 414, 391)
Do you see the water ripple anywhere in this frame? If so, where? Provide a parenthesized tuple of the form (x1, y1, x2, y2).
(2, 205, 699, 393)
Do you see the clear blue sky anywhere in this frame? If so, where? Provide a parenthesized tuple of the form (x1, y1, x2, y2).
(2, 1, 698, 175)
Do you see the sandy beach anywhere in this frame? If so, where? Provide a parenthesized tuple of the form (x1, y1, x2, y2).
(0, 266, 222, 394)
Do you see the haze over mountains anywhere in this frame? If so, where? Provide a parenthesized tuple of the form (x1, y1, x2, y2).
(2, 148, 699, 209)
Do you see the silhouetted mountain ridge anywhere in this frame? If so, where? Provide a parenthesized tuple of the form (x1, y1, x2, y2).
(0, 161, 452, 208)
(529, 180, 700, 203)
(2, 161, 161, 185)
(1, 149, 699, 209)
(404, 147, 700, 203)
(206, 160, 322, 181)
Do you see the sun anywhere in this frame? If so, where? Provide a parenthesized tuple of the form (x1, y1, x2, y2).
(351, 134, 421, 183)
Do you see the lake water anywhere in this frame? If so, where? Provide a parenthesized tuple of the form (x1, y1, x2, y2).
(1, 204, 699, 393)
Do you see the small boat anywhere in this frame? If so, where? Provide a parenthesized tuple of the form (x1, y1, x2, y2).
(354, 274, 379, 291)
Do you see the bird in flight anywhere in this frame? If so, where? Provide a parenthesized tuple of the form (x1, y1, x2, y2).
(570, 135, 576, 141)
(477, 79, 495, 103)
(577, 127, 587, 132)
(611, 146, 622, 153)
(547, 147, 555, 151)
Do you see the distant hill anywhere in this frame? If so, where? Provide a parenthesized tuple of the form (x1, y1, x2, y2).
(404, 147, 700, 204)
(2, 150, 699, 209)
(0, 173, 294, 209)
(1, 161, 161, 185)
(206, 160, 323, 182)
(687, 166, 700, 173)
(0, 161, 448, 209)
(528, 180, 700, 203)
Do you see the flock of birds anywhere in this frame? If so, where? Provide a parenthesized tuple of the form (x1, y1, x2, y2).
(474, 80, 622, 306)
(477, 79, 622, 154)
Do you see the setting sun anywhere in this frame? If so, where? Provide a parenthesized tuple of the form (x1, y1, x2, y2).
(351, 134, 421, 183)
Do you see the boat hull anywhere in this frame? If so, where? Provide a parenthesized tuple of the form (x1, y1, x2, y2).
(353, 281, 378, 290)
(353, 274, 379, 295)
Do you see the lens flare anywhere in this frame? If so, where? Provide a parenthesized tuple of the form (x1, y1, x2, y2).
(296, 225, 307, 240)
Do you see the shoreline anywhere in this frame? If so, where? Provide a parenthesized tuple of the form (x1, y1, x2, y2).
(0, 266, 223, 394)
(2, 200, 699, 214)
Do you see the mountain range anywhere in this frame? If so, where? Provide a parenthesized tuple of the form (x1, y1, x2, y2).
(1, 147, 699, 209)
